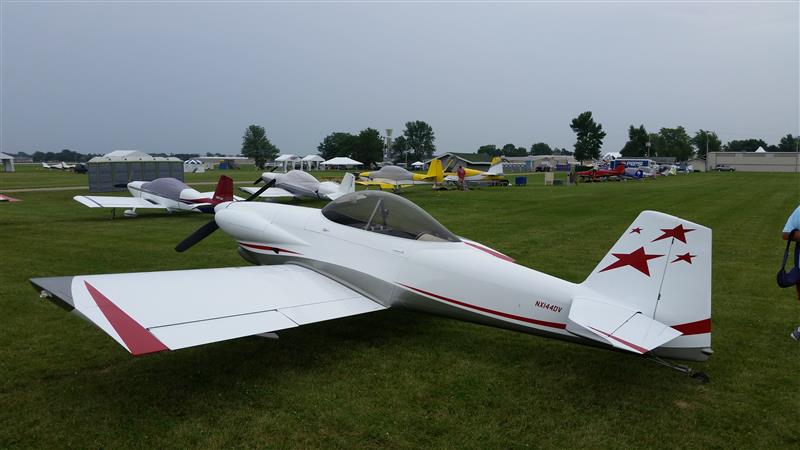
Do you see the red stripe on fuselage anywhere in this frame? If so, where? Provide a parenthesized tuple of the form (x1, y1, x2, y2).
(671, 318, 711, 335)
(239, 242, 301, 255)
(83, 281, 168, 356)
(464, 242, 515, 263)
(397, 283, 566, 330)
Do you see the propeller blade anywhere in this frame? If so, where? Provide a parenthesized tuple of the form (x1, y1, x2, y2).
(244, 179, 276, 201)
(269, 166, 279, 172)
(253, 176, 263, 185)
(175, 220, 219, 253)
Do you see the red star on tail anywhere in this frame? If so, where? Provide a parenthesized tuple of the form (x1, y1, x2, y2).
(671, 252, 696, 264)
(600, 247, 664, 276)
(652, 224, 695, 243)
(629, 227, 642, 234)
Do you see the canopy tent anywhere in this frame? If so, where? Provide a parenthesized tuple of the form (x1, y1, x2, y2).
(410, 161, 424, 168)
(301, 154, 325, 171)
(0, 152, 15, 172)
(196, 156, 252, 170)
(183, 159, 205, 173)
(321, 157, 363, 168)
(755, 146, 767, 153)
(275, 154, 300, 171)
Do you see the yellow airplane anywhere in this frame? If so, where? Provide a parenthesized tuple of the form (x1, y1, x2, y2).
(357, 159, 444, 191)
(444, 157, 507, 185)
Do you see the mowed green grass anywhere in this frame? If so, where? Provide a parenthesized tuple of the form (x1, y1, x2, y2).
(1, 171, 799, 448)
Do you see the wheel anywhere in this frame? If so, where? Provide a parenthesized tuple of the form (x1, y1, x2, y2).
(691, 372, 710, 383)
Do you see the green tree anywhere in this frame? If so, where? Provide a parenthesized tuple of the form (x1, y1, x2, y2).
(351, 128, 385, 168)
(402, 120, 436, 162)
(500, 143, 526, 156)
(690, 130, 721, 158)
(778, 134, 799, 152)
(477, 144, 501, 157)
(389, 135, 409, 163)
(317, 132, 356, 160)
(653, 126, 693, 161)
(723, 138, 768, 152)
(620, 125, 649, 157)
(530, 142, 552, 155)
(570, 111, 606, 163)
(241, 125, 279, 169)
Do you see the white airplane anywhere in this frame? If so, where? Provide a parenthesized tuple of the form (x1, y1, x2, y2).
(444, 157, 506, 185)
(42, 162, 75, 170)
(73, 175, 242, 217)
(31, 191, 712, 380)
(240, 170, 356, 201)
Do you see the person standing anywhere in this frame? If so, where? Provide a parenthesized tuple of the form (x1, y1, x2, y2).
(456, 165, 466, 191)
(783, 204, 800, 341)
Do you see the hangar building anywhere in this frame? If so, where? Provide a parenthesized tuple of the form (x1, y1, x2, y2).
(88, 150, 183, 192)
(704, 152, 800, 172)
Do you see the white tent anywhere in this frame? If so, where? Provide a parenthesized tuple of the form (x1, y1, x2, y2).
(183, 159, 205, 173)
(411, 161, 424, 168)
(755, 146, 767, 153)
(275, 154, 300, 171)
(301, 154, 325, 171)
(0, 152, 15, 172)
(321, 156, 363, 168)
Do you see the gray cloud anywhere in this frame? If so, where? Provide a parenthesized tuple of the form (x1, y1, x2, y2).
(2, 2, 798, 155)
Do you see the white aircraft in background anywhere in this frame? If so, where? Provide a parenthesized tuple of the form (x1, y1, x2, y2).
(73, 175, 243, 217)
(444, 157, 507, 185)
(357, 160, 444, 190)
(240, 170, 355, 201)
(33, 190, 712, 380)
(42, 162, 75, 170)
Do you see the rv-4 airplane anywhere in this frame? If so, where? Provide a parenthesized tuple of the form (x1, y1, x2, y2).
(577, 163, 627, 182)
(444, 157, 507, 185)
(73, 176, 238, 217)
(241, 170, 356, 201)
(31, 191, 712, 380)
(42, 161, 75, 171)
(357, 160, 444, 191)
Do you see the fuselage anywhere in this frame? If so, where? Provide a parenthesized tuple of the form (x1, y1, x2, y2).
(213, 199, 583, 347)
(127, 178, 212, 212)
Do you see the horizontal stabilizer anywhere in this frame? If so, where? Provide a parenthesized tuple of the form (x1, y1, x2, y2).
(567, 297, 681, 354)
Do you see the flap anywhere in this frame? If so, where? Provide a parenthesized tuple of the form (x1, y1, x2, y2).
(566, 297, 681, 354)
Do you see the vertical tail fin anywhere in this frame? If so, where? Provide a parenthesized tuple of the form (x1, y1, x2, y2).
(488, 157, 504, 175)
(339, 172, 355, 195)
(212, 175, 234, 203)
(579, 211, 712, 358)
(425, 159, 444, 182)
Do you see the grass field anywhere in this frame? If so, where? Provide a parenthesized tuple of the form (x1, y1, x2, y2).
(1, 168, 799, 448)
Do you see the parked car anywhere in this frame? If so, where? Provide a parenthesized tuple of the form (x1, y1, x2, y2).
(73, 163, 88, 174)
(714, 164, 735, 172)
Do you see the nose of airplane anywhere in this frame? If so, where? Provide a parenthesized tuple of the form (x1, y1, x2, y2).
(213, 201, 233, 214)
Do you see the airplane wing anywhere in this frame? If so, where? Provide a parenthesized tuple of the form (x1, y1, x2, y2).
(239, 186, 296, 198)
(31, 265, 387, 355)
(73, 196, 166, 209)
(356, 180, 413, 190)
(566, 297, 681, 354)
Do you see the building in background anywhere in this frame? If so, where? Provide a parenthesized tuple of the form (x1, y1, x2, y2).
(706, 151, 800, 172)
(0, 152, 15, 172)
(87, 150, 183, 192)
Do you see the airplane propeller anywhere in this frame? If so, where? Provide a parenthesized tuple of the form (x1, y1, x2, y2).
(253, 166, 280, 184)
(175, 179, 275, 252)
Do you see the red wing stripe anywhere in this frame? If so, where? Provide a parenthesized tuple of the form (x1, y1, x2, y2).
(464, 242, 515, 263)
(671, 318, 711, 335)
(397, 283, 565, 329)
(239, 242, 301, 255)
(589, 326, 648, 354)
(84, 281, 168, 356)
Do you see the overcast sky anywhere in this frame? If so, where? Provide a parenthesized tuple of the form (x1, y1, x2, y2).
(2, 1, 798, 156)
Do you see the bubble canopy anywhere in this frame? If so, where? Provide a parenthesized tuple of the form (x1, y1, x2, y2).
(321, 191, 460, 242)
